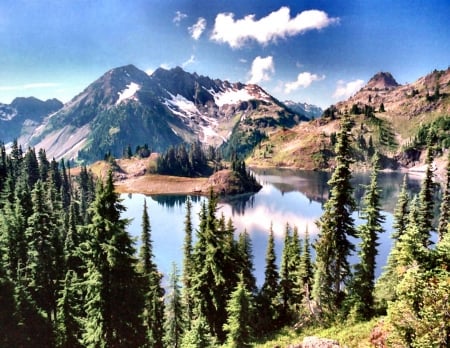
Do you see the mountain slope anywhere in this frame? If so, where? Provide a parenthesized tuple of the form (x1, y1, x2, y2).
(27, 65, 307, 162)
(284, 100, 323, 119)
(0, 97, 63, 144)
(247, 68, 450, 175)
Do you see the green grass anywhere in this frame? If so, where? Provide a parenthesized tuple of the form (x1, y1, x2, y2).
(252, 317, 383, 348)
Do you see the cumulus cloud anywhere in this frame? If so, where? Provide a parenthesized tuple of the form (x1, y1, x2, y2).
(284, 72, 325, 93)
(211, 6, 339, 48)
(189, 17, 206, 40)
(182, 55, 196, 68)
(173, 11, 187, 26)
(247, 56, 275, 84)
(333, 79, 365, 99)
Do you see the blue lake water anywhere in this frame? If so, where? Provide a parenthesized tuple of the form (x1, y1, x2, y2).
(121, 168, 431, 287)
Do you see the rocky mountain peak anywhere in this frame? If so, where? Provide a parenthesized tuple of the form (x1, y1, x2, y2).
(366, 72, 400, 90)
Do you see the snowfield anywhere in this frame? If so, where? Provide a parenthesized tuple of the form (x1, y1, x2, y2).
(116, 82, 141, 105)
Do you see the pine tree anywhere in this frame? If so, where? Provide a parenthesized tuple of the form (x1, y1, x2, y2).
(26, 180, 60, 325)
(191, 191, 232, 342)
(81, 172, 144, 347)
(279, 223, 294, 324)
(182, 196, 194, 327)
(392, 175, 409, 240)
(223, 275, 254, 348)
(417, 146, 436, 246)
(164, 263, 184, 348)
(237, 230, 257, 296)
(258, 223, 280, 332)
(56, 270, 83, 348)
(437, 152, 450, 240)
(312, 115, 357, 317)
(139, 199, 165, 348)
(349, 153, 385, 320)
(298, 226, 314, 300)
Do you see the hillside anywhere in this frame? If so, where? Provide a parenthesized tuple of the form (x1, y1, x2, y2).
(247, 68, 450, 177)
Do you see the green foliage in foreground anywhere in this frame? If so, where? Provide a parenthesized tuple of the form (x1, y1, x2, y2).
(253, 317, 380, 348)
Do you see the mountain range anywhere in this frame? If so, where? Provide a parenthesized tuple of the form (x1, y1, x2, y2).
(13, 65, 308, 162)
(1, 65, 448, 174)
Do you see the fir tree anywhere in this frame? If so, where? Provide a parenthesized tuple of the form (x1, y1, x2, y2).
(349, 153, 385, 320)
(191, 191, 232, 342)
(182, 196, 194, 327)
(164, 263, 184, 348)
(56, 270, 83, 348)
(258, 223, 280, 332)
(237, 230, 257, 295)
(437, 152, 450, 240)
(312, 115, 357, 317)
(139, 199, 165, 348)
(26, 180, 60, 325)
(298, 226, 314, 300)
(417, 146, 436, 246)
(223, 275, 254, 348)
(392, 175, 409, 240)
(81, 172, 144, 347)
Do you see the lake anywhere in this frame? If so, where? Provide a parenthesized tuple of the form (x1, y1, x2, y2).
(121, 168, 434, 287)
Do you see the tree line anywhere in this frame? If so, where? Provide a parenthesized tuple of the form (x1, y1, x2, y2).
(0, 116, 449, 347)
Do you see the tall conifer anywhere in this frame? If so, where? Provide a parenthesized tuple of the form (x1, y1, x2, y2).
(81, 172, 144, 347)
(350, 153, 384, 319)
(312, 115, 357, 317)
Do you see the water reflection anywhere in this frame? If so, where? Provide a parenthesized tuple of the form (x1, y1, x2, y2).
(121, 169, 439, 286)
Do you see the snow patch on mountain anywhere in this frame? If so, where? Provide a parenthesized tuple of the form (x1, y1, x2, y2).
(164, 93, 199, 118)
(211, 87, 255, 107)
(116, 82, 140, 105)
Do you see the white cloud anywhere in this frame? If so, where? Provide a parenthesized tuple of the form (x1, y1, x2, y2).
(145, 68, 154, 76)
(173, 11, 187, 26)
(247, 56, 275, 84)
(211, 6, 339, 48)
(189, 17, 206, 40)
(0, 82, 60, 91)
(239, 58, 247, 63)
(284, 72, 325, 93)
(333, 79, 365, 99)
(182, 55, 196, 68)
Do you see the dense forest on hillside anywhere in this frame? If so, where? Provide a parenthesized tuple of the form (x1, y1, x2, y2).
(0, 118, 449, 346)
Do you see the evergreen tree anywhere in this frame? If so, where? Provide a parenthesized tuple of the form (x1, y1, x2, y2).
(80, 172, 144, 347)
(56, 270, 83, 348)
(191, 191, 232, 342)
(349, 153, 385, 320)
(437, 152, 450, 240)
(417, 146, 436, 246)
(392, 175, 409, 240)
(258, 223, 280, 332)
(26, 180, 60, 326)
(164, 263, 184, 348)
(223, 275, 254, 348)
(182, 196, 194, 327)
(312, 115, 357, 317)
(237, 230, 257, 296)
(298, 227, 314, 303)
(139, 199, 165, 348)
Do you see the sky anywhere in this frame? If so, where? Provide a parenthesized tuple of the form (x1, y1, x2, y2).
(0, 0, 449, 108)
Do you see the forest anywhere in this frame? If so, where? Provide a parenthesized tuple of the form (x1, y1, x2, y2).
(0, 115, 449, 347)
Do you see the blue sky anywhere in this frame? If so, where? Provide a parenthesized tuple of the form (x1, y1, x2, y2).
(0, 0, 449, 108)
